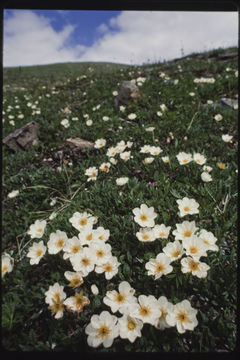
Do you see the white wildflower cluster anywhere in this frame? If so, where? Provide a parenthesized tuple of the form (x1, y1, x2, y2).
(193, 77, 215, 84)
(85, 280, 198, 348)
(176, 152, 213, 182)
(132, 200, 218, 281)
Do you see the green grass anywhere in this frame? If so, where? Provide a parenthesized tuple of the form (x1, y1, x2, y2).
(2, 47, 238, 352)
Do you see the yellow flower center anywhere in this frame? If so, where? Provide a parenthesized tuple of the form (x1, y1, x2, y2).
(140, 214, 147, 222)
(203, 239, 209, 245)
(172, 250, 180, 258)
(142, 234, 149, 241)
(189, 246, 198, 254)
(2, 265, 8, 274)
(114, 292, 126, 303)
(98, 325, 110, 338)
(70, 277, 83, 288)
(189, 260, 199, 271)
(90, 172, 97, 178)
(156, 263, 165, 273)
(86, 234, 92, 241)
(196, 159, 201, 163)
(56, 238, 64, 248)
(139, 306, 151, 317)
(183, 159, 188, 163)
(79, 218, 87, 226)
(99, 235, 104, 241)
(165, 159, 169, 163)
(81, 257, 90, 266)
(37, 228, 43, 232)
(159, 232, 165, 237)
(74, 293, 85, 308)
(104, 263, 113, 272)
(127, 320, 136, 330)
(160, 307, 167, 319)
(72, 245, 81, 254)
(96, 250, 104, 258)
(183, 206, 190, 212)
(177, 311, 189, 323)
(53, 291, 61, 300)
(36, 249, 43, 257)
(50, 299, 63, 314)
(184, 230, 192, 237)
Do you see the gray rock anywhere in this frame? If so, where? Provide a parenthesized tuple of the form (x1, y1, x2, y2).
(3, 121, 39, 151)
(220, 97, 238, 109)
(114, 81, 140, 109)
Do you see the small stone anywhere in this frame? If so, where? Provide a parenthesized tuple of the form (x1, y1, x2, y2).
(3, 121, 39, 151)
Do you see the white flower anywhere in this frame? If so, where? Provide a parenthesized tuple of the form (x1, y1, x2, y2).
(165, 299, 198, 334)
(50, 198, 57, 206)
(95, 256, 120, 280)
(182, 235, 208, 260)
(157, 111, 163, 117)
(118, 315, 143, 343)
(106, 147, 117, 157)
(7, 190, 19, 198)
(61, 119, 70, 128)
(63, 236, 83, 260)
(149, 146, 163, 156)
(89, 241, 112, 265)
(78, 224, 98, 246)
(201, 172, 212, 182)
(126, 141, 133, 148)
(136, 227, 156, 242)
(193, 153, 207, 165)
(131, 295, 162, 325)
(70, 247, 96, 276)
(27, 241, 47, 265)
(153, 224, 171, 239)
(143, 157, 154, 165)
(64, 271, 84, 288)
(198, 229, 219, 252)
(85, 166, 98, 181)
(189, 92, 195, 96)
(45, 282, 66, 319)
(176, 197, 200, 217)
(85, 311, 119, 348)
(99, 162, 111, 173)
(47, 230, 68, 254)
(181, 257, 210, 278)
(94, 226, 110, 242)
(128, 113, 137, 120)
(176, 152, 192, 165)
(172, 220, 198, 241)
(2, 253, 14, 278)
(162, 240, 184, 262)
(112, 91, 118, 96)
(72, 117, 79, 121)
(94, 138, 106, 149)
(214, 114, 223, 121)
(27, 219, 47, 239)
(202, 165, 212, 173)
(161, 156, 170, 163)
(160, 104, 167, 111)
(145, 253, 173, 279)
(64, 292, 90, 313)
(132, 204, 157, 227)
(155, 296, 175, 330)
(120, 151, 131, 161)
(103, 281, 137, 314)
(116, 177, 129, 186)
(103, 116, 110, 121)
(86, 119, 93, 126)
(119, 105, 126, 112)
(109, 157, 118, 165)
(140, 144, 152, 153)
(91, 284, 99, 295)
(69, 211, 97, 231)
(222, 134, 233, 143)
(145, 127, 155, 132)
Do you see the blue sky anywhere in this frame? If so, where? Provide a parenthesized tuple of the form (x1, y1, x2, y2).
(3, 9, 238, 67)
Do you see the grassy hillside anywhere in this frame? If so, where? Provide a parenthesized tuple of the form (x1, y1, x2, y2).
(2, 46, 238, 352)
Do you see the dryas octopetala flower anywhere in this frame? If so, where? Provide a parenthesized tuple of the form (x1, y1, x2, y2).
(193, 153, 207, 165)
(64, 291, 90, 313)
(166, 300, 198, 334)
(176, 197, 200, 217)
(89, 241, 112, 266)
(128, 113, 137, 120)
(7, 190, 19, 198)
(120, 151, 131, 161)
(1, 253, 14, 278)
(162, 240, 184, 262)
(182, 235, 208, 260)
(198, 229, 219, 252)
(201, 172, 212, 182)
(95, 256, 120, 280)
(145, 253, 173, 279)
(103, 281, 137, 314)
(149, 146, 163, 156)
(63, 236, 83, 260)
(27, 219, 47, 239)
(69, 211, 97, 231)
(214, 114, 223, 121)
(47, 230, 68, 254)
(172, 220, 198, 241)
(153, 224, 171, 239)
(45, 282, 66, 319)
(132, 204, 157, 227)
(176, 152, 192, 165)
(78, 224, 98, 246)
(202, 165, 212, 173)
(94, 226, 110, 242)
(161, 156, 170, 163)
(130, 294, 162, 325)
(140, 144, 152, 153)
(85, 311, 119, 348)
(222, 134, 233, 143)
(91, 284, 99, 295)
(143, 157, 155, 165)
(181, 257, 210, 278)
(70, 247, 96, 276)
(26, 241, 47, 265)
(136, 227, 156, 242)
(99, 162, 111, 173)
(116, 177, 129, 186)
(94, 138, 106, 149)
(64, 271, 84, 288)
(118, 315, 143, 343)
(154, 296, 175, 330)
(85, 166, 98, 181)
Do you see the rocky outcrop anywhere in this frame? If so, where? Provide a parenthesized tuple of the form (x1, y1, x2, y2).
(3, 121, 39, 151)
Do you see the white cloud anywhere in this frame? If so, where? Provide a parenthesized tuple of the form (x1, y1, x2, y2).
(3, 10, 238, 67)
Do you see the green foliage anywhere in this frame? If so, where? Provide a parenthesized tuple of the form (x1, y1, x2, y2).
(2, 47, 237, 351)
